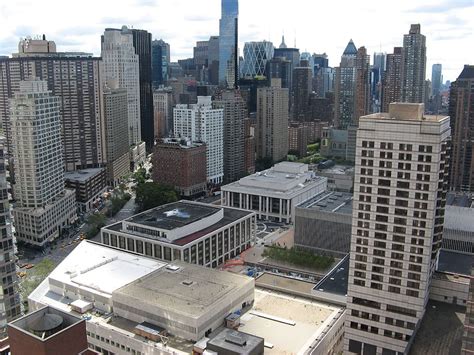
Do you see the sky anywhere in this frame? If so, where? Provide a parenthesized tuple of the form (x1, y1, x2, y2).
(0, 0, 473, 81)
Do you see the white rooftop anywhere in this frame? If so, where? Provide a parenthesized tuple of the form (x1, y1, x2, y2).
(222, 162, 326, 198)
(239, 289, 343, 354)
(29, 241, 166, 309)
(445, 206, 474, 232)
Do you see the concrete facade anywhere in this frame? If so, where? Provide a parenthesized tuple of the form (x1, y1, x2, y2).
(221, 162, 327, 223)
(103, 86, 130, 187)
(64, 168, 108, 213)
(174, 96, 224, 184)
(101, 28, 141, 146)
(101, 201, 256, 268)
(344, 103, 451, 355)
(11, 79, 76, 247)
(0, 40, 105, 171)
(255, 79, 289, 162)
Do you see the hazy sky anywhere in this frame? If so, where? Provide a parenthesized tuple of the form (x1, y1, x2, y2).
(0, 0, 472, 81)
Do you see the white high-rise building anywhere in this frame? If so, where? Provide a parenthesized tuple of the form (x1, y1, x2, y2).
(174, 96, 224, 184)
(11, 79, 76, 247)
(101, 27, 141, 146)
(344, 103, 450, 355)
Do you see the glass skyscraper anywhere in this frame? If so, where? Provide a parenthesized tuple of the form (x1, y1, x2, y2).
(219, 0, 238, 88)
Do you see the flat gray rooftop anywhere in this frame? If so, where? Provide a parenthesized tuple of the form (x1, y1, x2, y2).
(438, 250, 473, 276)
(64, 168, 104, 182)
(447, 193, 472, 207)
(298, 191, 353, 214)
(127, 201, 220, 230)
(113, 262, 253, 318)
(409, 300, 465, 355)
(313, 255, 349, 296)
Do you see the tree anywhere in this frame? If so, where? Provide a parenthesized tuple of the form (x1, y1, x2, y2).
(85, 213, 107, 239)
(135, 182, 178, 212)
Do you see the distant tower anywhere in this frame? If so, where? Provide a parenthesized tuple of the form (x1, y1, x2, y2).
(292, 61, 312, 121)
(152, 39, 170, 87)
(103, 85, 130, 187)
(102, 27, 141, 146)
(256, 79, 289, 162)
(219, 0, 239, 88)
(382, 47, 402, 112)
(240, 41, 274, 79)
(449, 65, 474, 192)
(11, 79, 76, 247)
(431, 64, 442, 97)
(345, 103, 450, 355)
(400, 24, 427, 103)
(130, 29, 154, 151)
(214, 90, 247, 183)
(334, 39, 358, 129)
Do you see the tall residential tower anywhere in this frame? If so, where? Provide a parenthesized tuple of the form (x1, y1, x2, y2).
(11, 79, 76, 247)
(344, 103, 450, 354)
(400, 24, 427, 104)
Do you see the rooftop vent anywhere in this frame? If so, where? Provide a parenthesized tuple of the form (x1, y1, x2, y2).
(181, 280, 194, 286)
(225, 331, 247, 347)
(166, 265, 180, 272)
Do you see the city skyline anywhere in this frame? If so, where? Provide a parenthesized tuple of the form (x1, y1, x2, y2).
(0, 0, 472, 81)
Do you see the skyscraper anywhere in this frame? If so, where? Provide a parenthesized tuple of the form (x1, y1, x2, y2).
(103, 84, 130, 187)
(174, 96, 224, 184)
(240, 41, 274, 79)
(131, 29, 154, 151)
(431, 64, 442, 97)
(400, 24, 427, 103)
(266, 56, 292, 89)
(371, 52, 386, 112)
(102, 27, 142, 147)
(382, 47, 402, 112)
(344, 103, 450, 355)
(353, 46, 370, 125)
(153, 87, 174, 138)
(219, 0, 238, 88)
(256, 79, 289, 162)
(334, 39, 358, 129)
(0, 136, 20, 333)
(151, 39, 170, 87)
(449, 65, 474, 193)
(292, 61, 312, 121)
(0, 38, 105, 171)
(214, 90, 246, 183)
(11, 79, 76, 247)
(273, 36, 300, 92)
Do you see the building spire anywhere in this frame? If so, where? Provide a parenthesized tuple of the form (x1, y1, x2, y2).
(279, 34, 287, 49)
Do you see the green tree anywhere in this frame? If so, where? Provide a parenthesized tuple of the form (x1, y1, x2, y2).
(85, 213, 107, 239)
(133, 166, 148, 184)
(135, 182, 178, 212)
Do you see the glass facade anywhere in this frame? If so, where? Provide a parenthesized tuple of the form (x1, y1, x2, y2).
(219, 0, 238, 87)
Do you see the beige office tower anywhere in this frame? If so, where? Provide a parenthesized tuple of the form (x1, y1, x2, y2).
(344, 103, 450, 355)
(101, 28, 141, 146)
(103, 84, 130, 187)
(11, 79, 76, 247)
(256, 78, 289, 162)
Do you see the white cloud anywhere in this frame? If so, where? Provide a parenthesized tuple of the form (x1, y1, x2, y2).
(0, 0, 472, 80)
